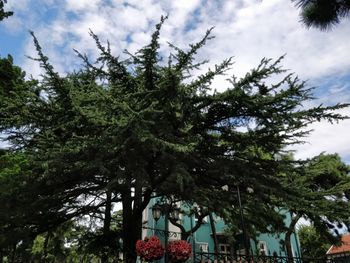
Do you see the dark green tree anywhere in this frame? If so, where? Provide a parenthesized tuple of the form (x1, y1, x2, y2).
(1, 17, 349, 263)
(30, 218, 121, 263)
(0, 149, 81, 262)
(0, 150, 34, 262)
(79, 210, 123, 262)
(293, 0, 350, 30)
(298, 224, 332, 261)
(31, 222, 81, 263)
(0, 56, 104, 262)
(281, 153, 350, 261)
(0, 0, 12, 21)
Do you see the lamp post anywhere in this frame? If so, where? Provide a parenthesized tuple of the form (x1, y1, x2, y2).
(151, 201, 180, 223)
(152, 202, 163, 222)
(151, 201, 180, 263)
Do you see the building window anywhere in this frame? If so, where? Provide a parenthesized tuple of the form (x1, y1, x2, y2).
(257, 241, 268, 256)
(196, 242, 209, 253)
(219, 243, 231, 254)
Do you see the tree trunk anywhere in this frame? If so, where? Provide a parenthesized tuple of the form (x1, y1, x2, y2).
(285, 214, 300, 263)
(123, 216, 141, 263)
(122, 189, 142, 263)
(10, 243, 16, 263)
(101, 190, 112, 263)
(285, 232, 293, 263)
(209, 213, 219, 256)
(170, 211, 208, 241)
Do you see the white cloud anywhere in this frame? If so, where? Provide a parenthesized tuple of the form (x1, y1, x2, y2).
(288, 83, 350, 162)
(291, 108, 350, 162)
(1, 15, 23, 33)
(0, 140, 10, 149)
(8, 0, 350, 81)
(5, 0, 30, 12)
(65, 0, 102, 12)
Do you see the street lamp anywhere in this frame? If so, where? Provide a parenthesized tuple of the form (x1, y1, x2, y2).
(152, 202, 163, 222)
(151, 201, 180, 222)
(169, 204, 180, 221)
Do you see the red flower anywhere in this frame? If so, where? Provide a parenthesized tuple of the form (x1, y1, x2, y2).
(166, 240, 192, 263)
(136, 236, 165, 261)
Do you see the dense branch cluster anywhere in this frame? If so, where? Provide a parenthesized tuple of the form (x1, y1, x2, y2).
(293, 0, 350, 30)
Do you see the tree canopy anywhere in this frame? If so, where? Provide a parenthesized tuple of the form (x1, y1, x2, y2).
(1, 17, 349, 262)
(298, 224, 332, 260)
(293, 0, 350, 30)
(279, 153, 350, 260)
(0, 0, 13, 21)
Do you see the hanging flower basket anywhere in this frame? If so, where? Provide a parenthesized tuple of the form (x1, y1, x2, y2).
(136, 236, 165, 262)
(166, 240, 192, 263)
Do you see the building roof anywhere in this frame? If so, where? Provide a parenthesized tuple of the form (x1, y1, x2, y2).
(327, 234, 350, 255)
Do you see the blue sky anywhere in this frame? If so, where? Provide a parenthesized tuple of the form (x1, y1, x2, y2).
(1, 0, 350, 163)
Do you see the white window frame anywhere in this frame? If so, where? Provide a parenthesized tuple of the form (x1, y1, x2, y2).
(197, 242, 209, 253)
(257, 241, 268, 256)
(219, 243, 231, 254)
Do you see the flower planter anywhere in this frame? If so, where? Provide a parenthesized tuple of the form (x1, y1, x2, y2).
(136, 236, 165, 262)
(136, 237, 192, 263)
(167, 240, 192, 263)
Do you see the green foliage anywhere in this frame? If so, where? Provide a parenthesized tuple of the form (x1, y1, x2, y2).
(298, 224, 332, 259)
(78, 211, 123, 260)
(303, 154, 350, 237)
(280, 153, 350, 259)
(0, 0, 13, 21)
(31, 235, 45, 255)
(0, 150, 34, 261)
(1, 17, 349, 262)
(30, 221, 106, 263)
(293, 0, 350, 30)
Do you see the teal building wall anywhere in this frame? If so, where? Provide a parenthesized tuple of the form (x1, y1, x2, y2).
(142, 199, 301, 262)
